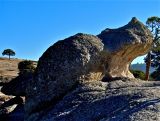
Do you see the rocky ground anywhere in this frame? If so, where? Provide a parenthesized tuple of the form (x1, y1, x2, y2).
(0, 58, 21, 121)
(26, 78, 160, 121)
(0, 57, 36, 121)
(1, 57, 160, 121)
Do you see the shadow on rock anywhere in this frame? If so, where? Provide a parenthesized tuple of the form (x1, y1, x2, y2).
(0, 96, 24, 121)
(1, 72, 33, 96)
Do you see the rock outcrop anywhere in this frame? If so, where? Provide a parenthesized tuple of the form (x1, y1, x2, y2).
(27, 79, 160, 121)
(98, 17, 153, 78)
(25, 17, 154, 121)
(25, 33, 104, 116)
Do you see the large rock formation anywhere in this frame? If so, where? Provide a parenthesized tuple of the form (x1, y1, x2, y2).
(25, 17, 154, 121)
(98, 17, 152, 78)
(25, 33, 104, 117)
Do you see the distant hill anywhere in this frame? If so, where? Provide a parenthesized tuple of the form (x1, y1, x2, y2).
(130, 63, 155, 74)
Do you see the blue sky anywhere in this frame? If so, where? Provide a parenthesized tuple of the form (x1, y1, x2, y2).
(0, 0, 160, 64)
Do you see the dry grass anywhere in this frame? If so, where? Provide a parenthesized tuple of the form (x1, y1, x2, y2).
(0, 57, 23, 78)
(0, 57, 37, 78)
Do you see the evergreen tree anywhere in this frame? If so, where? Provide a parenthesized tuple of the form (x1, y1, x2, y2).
(145, 16, 160, 80)
(149, 47, 160, 80)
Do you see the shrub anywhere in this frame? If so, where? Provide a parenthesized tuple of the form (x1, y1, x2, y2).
(130, 70, 145, 80)
(18, 60, 36, 75)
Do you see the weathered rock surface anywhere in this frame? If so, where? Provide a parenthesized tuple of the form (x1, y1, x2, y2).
(0, 96, 24, 121)
(7, 103, 24, 121)
(26, 79, 160, 121)
(0, 92, 14, 119)
(25, 33, 104, 116)
(98, 17, 153, 78)
(25, 18, 154, 121)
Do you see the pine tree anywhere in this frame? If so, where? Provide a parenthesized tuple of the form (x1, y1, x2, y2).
(145, 16, 160, 80)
